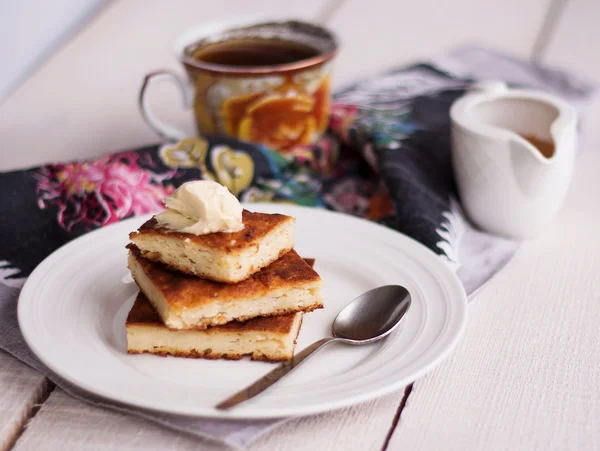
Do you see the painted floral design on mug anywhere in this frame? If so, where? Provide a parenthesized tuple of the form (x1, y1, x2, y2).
(223, 76, 330, 150)
(192, 65, 332, 152)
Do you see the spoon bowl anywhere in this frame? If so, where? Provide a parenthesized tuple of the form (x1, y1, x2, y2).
(217, 285, 411, 409)
(333, 285, 411, 343)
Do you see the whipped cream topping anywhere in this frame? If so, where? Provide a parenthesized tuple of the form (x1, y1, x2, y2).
(154, 180, 244, 235)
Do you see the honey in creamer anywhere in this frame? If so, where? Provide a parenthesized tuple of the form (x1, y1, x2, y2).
(520, 133, 555, 158)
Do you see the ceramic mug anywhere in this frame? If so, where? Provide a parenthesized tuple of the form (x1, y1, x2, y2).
(139, 18, 339, 152)
(450, 81, 578, 239)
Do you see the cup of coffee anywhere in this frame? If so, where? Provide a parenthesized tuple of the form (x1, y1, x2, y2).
(139, 18, 339, 152)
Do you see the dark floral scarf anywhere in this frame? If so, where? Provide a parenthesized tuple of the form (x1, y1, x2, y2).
(0, 64, 467, 281)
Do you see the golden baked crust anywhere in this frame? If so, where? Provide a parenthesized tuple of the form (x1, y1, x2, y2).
(126, 258, 316, 362)
(128, 209, 295, 283)
(126, 293, 304, 362)
(130, 210, 294, 253)
(127, 245, 321, 311)
(127, 344, 300, 363)
(127, 292, 300, 335)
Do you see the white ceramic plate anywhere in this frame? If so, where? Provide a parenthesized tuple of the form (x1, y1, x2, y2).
(18, 204, 467, 419)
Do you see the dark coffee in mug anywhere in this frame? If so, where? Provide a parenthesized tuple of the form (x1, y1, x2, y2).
(190, 38, 321, 67)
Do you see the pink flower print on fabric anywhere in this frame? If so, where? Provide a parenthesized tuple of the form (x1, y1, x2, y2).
(35, 152, 175, 231)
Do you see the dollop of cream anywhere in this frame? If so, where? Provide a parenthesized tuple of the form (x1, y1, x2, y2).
(154, 181, 244, 235)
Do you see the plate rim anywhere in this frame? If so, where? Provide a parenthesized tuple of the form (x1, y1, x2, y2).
(18, 203, 468, 419)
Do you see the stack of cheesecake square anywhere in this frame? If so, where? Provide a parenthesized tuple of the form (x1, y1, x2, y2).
(125, 210, 323, 362)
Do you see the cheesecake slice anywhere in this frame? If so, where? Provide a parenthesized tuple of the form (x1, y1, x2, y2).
(126, 293, 303, 362)
(129, 210, 294, 283)
(127, 246, 323, 329)
(126, 258, 316, 362)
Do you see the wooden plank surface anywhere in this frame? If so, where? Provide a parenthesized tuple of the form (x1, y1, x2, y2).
(13, 388, 403, 451)
(0, 0, 110, 102)
(0, 351, 51, 451)
(328, 0, 552, 88)
(386, 102, 600, 450)
(541, 0, 600, 82)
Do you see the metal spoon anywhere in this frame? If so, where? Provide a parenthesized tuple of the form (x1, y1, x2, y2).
(216, 285, 411, 410)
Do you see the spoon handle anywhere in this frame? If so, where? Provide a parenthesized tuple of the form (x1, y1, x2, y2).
(216, 337, 338, 410)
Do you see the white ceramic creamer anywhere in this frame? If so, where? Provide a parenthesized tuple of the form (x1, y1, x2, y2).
(450, 81, 578, 239)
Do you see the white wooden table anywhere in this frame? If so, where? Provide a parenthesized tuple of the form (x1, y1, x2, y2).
(2, 1, 600, 449)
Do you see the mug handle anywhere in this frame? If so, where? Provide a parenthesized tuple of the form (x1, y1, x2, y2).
(139, 70, 193, 142)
